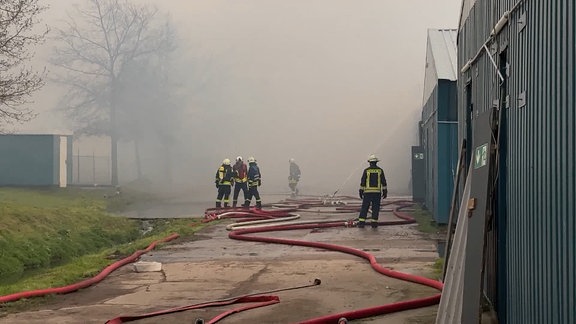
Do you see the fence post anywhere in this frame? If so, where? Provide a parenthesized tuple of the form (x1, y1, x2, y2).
(77, 147, 80, 184)
(92, 152, 96, 185)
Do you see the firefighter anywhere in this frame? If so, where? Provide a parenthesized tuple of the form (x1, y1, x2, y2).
(243, 156, 262, 209)
(214, 158, 234, 208)
(232, 156, 248, 208)
(357, 154, 388, 228)
(288, 158, 301, 197)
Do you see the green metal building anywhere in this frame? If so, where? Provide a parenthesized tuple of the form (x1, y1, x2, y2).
(419, 29, 459, 225)
(442, 0, 576, 323)
(0, 134, 73, 187)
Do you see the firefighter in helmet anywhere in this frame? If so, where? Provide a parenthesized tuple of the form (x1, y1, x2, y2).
(243, 156, 262, 209)
(215, 158, 234, 208)
(357, 154, 388, 228)
(232, 156, 248, 208)
(288, 158, 301, 197)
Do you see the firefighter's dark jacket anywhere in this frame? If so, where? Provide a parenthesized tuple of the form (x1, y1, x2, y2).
(247, 163, 261, 187)
(289, 162, 301, 180)
(359, 164, 387, 193)
(215, 164, 234, 186)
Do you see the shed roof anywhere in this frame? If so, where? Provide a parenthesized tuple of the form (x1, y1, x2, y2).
(427, 29, 458, 81)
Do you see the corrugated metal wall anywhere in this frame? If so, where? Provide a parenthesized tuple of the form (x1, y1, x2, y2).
(421, 82, 458, 224)
(422, 86, 438, 218)
(0, 135, 58, 186)
(458, 0, 576, 323)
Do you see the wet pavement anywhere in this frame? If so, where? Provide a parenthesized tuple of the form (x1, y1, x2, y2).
(3, 196, 442, 324)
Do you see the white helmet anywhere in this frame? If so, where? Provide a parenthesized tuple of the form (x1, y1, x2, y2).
(223, 158, 231, 165)
(289, 158, 295, 163)
(367, 154, 379, 163)
(236, 156, 243, 161)
(247, 156, 256, 163)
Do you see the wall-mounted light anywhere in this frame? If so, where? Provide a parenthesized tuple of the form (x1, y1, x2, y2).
(491, 11, 510, 36)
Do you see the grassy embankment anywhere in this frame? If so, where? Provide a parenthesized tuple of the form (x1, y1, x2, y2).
(0, 187, 204, 300)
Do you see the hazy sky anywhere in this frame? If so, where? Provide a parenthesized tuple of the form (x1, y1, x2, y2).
(19, 0, 461, 200)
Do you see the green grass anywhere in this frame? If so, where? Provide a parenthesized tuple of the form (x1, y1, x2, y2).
(0, 219, 205, 297)
(410, 204, 446, 235)
(0, 187, 204, 300)
(431, 257, 444, 279)
(408, 204, 447, 282)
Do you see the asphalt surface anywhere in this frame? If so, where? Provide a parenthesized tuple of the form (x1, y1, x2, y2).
(2, 196, 442, 324)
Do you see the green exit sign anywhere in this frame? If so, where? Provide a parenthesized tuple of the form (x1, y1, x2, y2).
(474, 143, 488, 169)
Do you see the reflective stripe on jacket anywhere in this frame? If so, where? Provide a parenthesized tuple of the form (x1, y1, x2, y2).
(247, 163, 261, 187)
(360, 166, 387, 193)
(215, 165, 234, 186)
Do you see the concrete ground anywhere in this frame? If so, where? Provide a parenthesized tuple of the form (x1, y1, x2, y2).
(1, 196, 443, 324)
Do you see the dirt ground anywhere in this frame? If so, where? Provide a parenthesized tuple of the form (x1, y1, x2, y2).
(1, 196, 443, 324)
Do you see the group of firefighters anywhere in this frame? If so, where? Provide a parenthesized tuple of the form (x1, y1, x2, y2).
(214, 154, 387, 228)
(215, 156, 262, 209)
(214, 156, 302, 209)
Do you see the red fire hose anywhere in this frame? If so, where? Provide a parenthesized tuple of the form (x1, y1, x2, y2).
(0, 233, 180, 304)
(103, 200, 442, 323)
(2, 198, 441, 323)
(228, 218, 443, 323)
(105, 295, 281, 324)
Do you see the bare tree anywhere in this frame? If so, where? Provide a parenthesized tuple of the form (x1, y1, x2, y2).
(116, 50, 184, 183)
(0, 0, 47, 129)
(51, 0, 173, 185)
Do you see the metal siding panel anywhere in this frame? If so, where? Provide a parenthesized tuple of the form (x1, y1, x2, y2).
(411, 146, 426, 202)
(552, 3, 560, 322)
(530, 2, 539, 322)
(436, 123, 458, 224)
(436, 81, 459, 225)
(424, 38, 439, 106)
(532, 0, 550, 323)
(569, 2, 576, 323)
(456, 0, 576, 323)
(437, 124, 448, 223)
(511, 12, 519, 324)
(422, 81, 460, 225)
(427, 29, 458, 81)
(462, 111, 493, 323)
(422, 86, 440, 220)
(435, 167, 473, 323)
(512, 0, 574, 322)
(0, 135, 55, 186)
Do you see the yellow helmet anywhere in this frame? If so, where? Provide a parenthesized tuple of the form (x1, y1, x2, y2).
(223, 158, 231, 165)
(247, 156, 256, 163)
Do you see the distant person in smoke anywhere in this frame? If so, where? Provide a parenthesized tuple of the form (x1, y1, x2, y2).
(232, 156, 248, 208)
(357, 154, 388, 228)
(288, 158, 301, 197)
(214, 158, 234, 208)
(243, 156, 262, 209)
